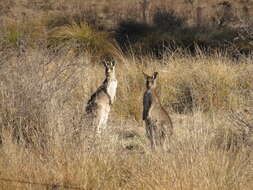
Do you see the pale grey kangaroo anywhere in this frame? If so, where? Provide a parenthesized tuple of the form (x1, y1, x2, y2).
(142, 71, 173, 149)
(85, 58, 117, 134)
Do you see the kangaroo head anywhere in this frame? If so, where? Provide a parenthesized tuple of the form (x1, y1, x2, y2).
(143, 71, 158, 89)
(103, 59, 116, 78)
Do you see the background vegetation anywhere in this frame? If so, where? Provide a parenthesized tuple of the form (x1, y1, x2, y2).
(0, 0, 252, 189)
(0, 0, 252, 55)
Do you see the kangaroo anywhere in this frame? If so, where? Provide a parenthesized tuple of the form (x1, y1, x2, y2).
(85, 58, 117, 134)
(142, 71, 173, 150)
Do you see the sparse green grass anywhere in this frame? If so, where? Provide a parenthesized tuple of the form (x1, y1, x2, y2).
(0, 17, 46, 49)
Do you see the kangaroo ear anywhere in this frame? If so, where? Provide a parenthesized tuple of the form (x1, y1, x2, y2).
(153, 72, 158, 79)
(111, 60, 116, 66)
(142, 71, 150, 79)
(102, 60, 109, 68)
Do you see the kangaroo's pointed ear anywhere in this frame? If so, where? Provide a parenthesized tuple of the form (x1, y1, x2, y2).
(142, 71, 150, 79)
(102, 60, 108, 68)
(111, 60, 116, 66)
(153, 72, 158, 79)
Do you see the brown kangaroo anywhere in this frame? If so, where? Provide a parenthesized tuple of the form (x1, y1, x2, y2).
(142, 71, 173, 149)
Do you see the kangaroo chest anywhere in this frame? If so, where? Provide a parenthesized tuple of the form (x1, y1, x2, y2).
(144, 91, 161, 114)
(107, 80, 118, 101)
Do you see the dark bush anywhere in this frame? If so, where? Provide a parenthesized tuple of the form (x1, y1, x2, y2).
(114, 12, 238, 56)
(115, 20, 154, 49)
(47, 15, 70, 29)
(153, 8, 184, 31)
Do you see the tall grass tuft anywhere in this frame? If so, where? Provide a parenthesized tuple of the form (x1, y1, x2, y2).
(48, 21, 116, 56)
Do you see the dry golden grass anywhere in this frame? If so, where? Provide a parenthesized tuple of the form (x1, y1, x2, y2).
(0, 1, 252, 189)
(113, 52, 253, 119)
(1, 0, 252, 27)
(0, 112, 252, 190)
(0, 0, 252, 57)
(48, 21, 118, 57)
(0, 48, 252, 189)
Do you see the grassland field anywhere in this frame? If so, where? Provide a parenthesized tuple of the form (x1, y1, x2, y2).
(0, 0, 252, 190)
